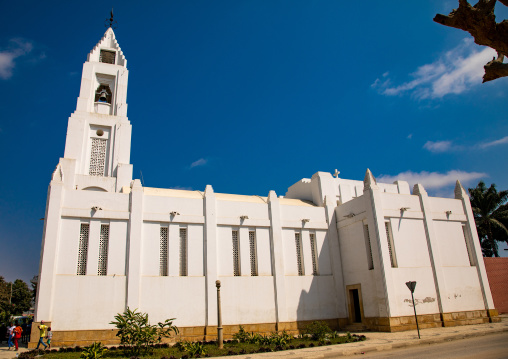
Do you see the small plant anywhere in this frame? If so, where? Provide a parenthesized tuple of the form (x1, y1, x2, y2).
(304, 321, 331, 341)
(346, 331, 352, 341)
(186, 342, 207, 358)
(268, 331, 290, 347)
(176, 341, 207, 358)
(233, 326, 250, 343)
(110, 307, 179, 355)
(80, 342, 108, 359)
(328, 331, 340, 339)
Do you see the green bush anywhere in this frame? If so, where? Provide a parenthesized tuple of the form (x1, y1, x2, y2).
(110, 307, 179, 355)
(304, 321, 331, 340)
(176, 341, 207, 358)
(80, 342, 108, 359)
(232, 326, 250, 343)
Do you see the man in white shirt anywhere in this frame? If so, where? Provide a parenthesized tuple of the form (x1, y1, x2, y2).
(7, 322, 15, 350)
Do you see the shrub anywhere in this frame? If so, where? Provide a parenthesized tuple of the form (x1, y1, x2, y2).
(186, 342, 207, 358)
(233, 326, 250, 343)
(110, 307, 179, 355)
(328, 331, 340, 339)
(176, 341, 207, 358)
(80, 342, 108, 359)
(269, 331, 290, 347)
(304, 321, 331, 341)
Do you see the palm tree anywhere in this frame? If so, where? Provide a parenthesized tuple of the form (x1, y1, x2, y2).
(468, 181, 508, 257)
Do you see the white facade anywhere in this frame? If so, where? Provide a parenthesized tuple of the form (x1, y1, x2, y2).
(35, 29, 497, 343)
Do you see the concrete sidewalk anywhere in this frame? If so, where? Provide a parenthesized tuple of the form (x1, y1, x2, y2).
(226, 315, 508, 359)
(1, 315, 507, 359)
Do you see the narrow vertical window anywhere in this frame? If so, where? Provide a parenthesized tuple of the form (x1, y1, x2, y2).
(179, 227, 188, 276)
(295, 232, 304, 276)
(364, 224, 374, 270)
(98, 224, 109, 276)
(309, 233, 319, 275)
(232, 230, 240, 276)
(385, 221, 397, 268)
(77, 223, 90, 275)
(89, 138, 107, 176)
(160, 227, 168, 276)
(249, 230, 258, 276)
(462, 225, 475, 266)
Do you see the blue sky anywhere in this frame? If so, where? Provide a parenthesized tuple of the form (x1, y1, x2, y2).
(1, 1, 507, 283)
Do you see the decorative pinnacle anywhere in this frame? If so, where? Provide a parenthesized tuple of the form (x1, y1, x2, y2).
(105, 8, 118, 29)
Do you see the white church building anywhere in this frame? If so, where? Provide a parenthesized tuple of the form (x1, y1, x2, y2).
(33, 27, 499, 347)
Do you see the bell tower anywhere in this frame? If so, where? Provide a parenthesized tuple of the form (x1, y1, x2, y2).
(60, 25, 133, 192)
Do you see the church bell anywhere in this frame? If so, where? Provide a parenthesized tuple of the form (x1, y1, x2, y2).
(98, 89, 109, 102)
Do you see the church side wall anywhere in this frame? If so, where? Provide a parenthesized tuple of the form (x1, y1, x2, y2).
(42, 188, 341, 334)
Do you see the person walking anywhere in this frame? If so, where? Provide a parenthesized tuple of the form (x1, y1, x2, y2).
(46, 327, 53, 349)
(13, 322, 23, 351)
(7, 322, 15, 350)
(36, 320, 48, 350)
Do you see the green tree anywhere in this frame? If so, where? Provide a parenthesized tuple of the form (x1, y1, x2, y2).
(30, 275, 38, 302)
(0, 276, 12, 324)
(468, 181, 508, 257)
(11, 279, 32, 315)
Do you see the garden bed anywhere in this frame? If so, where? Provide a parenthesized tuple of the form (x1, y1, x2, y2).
(19, 332, 366, 359)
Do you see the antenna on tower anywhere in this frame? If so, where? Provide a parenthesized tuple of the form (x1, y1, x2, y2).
(105, 8, 118, 29)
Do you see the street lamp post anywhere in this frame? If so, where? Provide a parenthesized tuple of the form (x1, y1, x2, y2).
(216, 280, 223, 349)
(405, 281, 420, 339)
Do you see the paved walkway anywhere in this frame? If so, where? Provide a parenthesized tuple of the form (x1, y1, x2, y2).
(1, 315, 507, 359)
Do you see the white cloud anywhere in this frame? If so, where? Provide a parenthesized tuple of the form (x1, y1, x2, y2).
(423, 135, 508, 153)
(189, 158, 207, 168)
(0, 39, 33, 79)
(478, 135, 508, 149)
(423, 140, 453, 153)
(372, 39, 496, 100)
(378, 170, 487, 190)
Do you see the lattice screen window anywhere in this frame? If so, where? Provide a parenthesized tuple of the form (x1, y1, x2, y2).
(462, 225, 476, 266)
(232, 230, 240, 276)
(309, 233, 319, 275)
(249, 231, 258, 276)
(295, 232, 304, 276)
(97, 224, 109, 276)
(160, 227, 168, 276)
(89, 138, 107, 176)
(77, 223, 90, 275)
(100, 50, 116, 64)
(364, 225, 374, 270)
(179, 228, 188, 276)
(385, 222, 397, 268)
